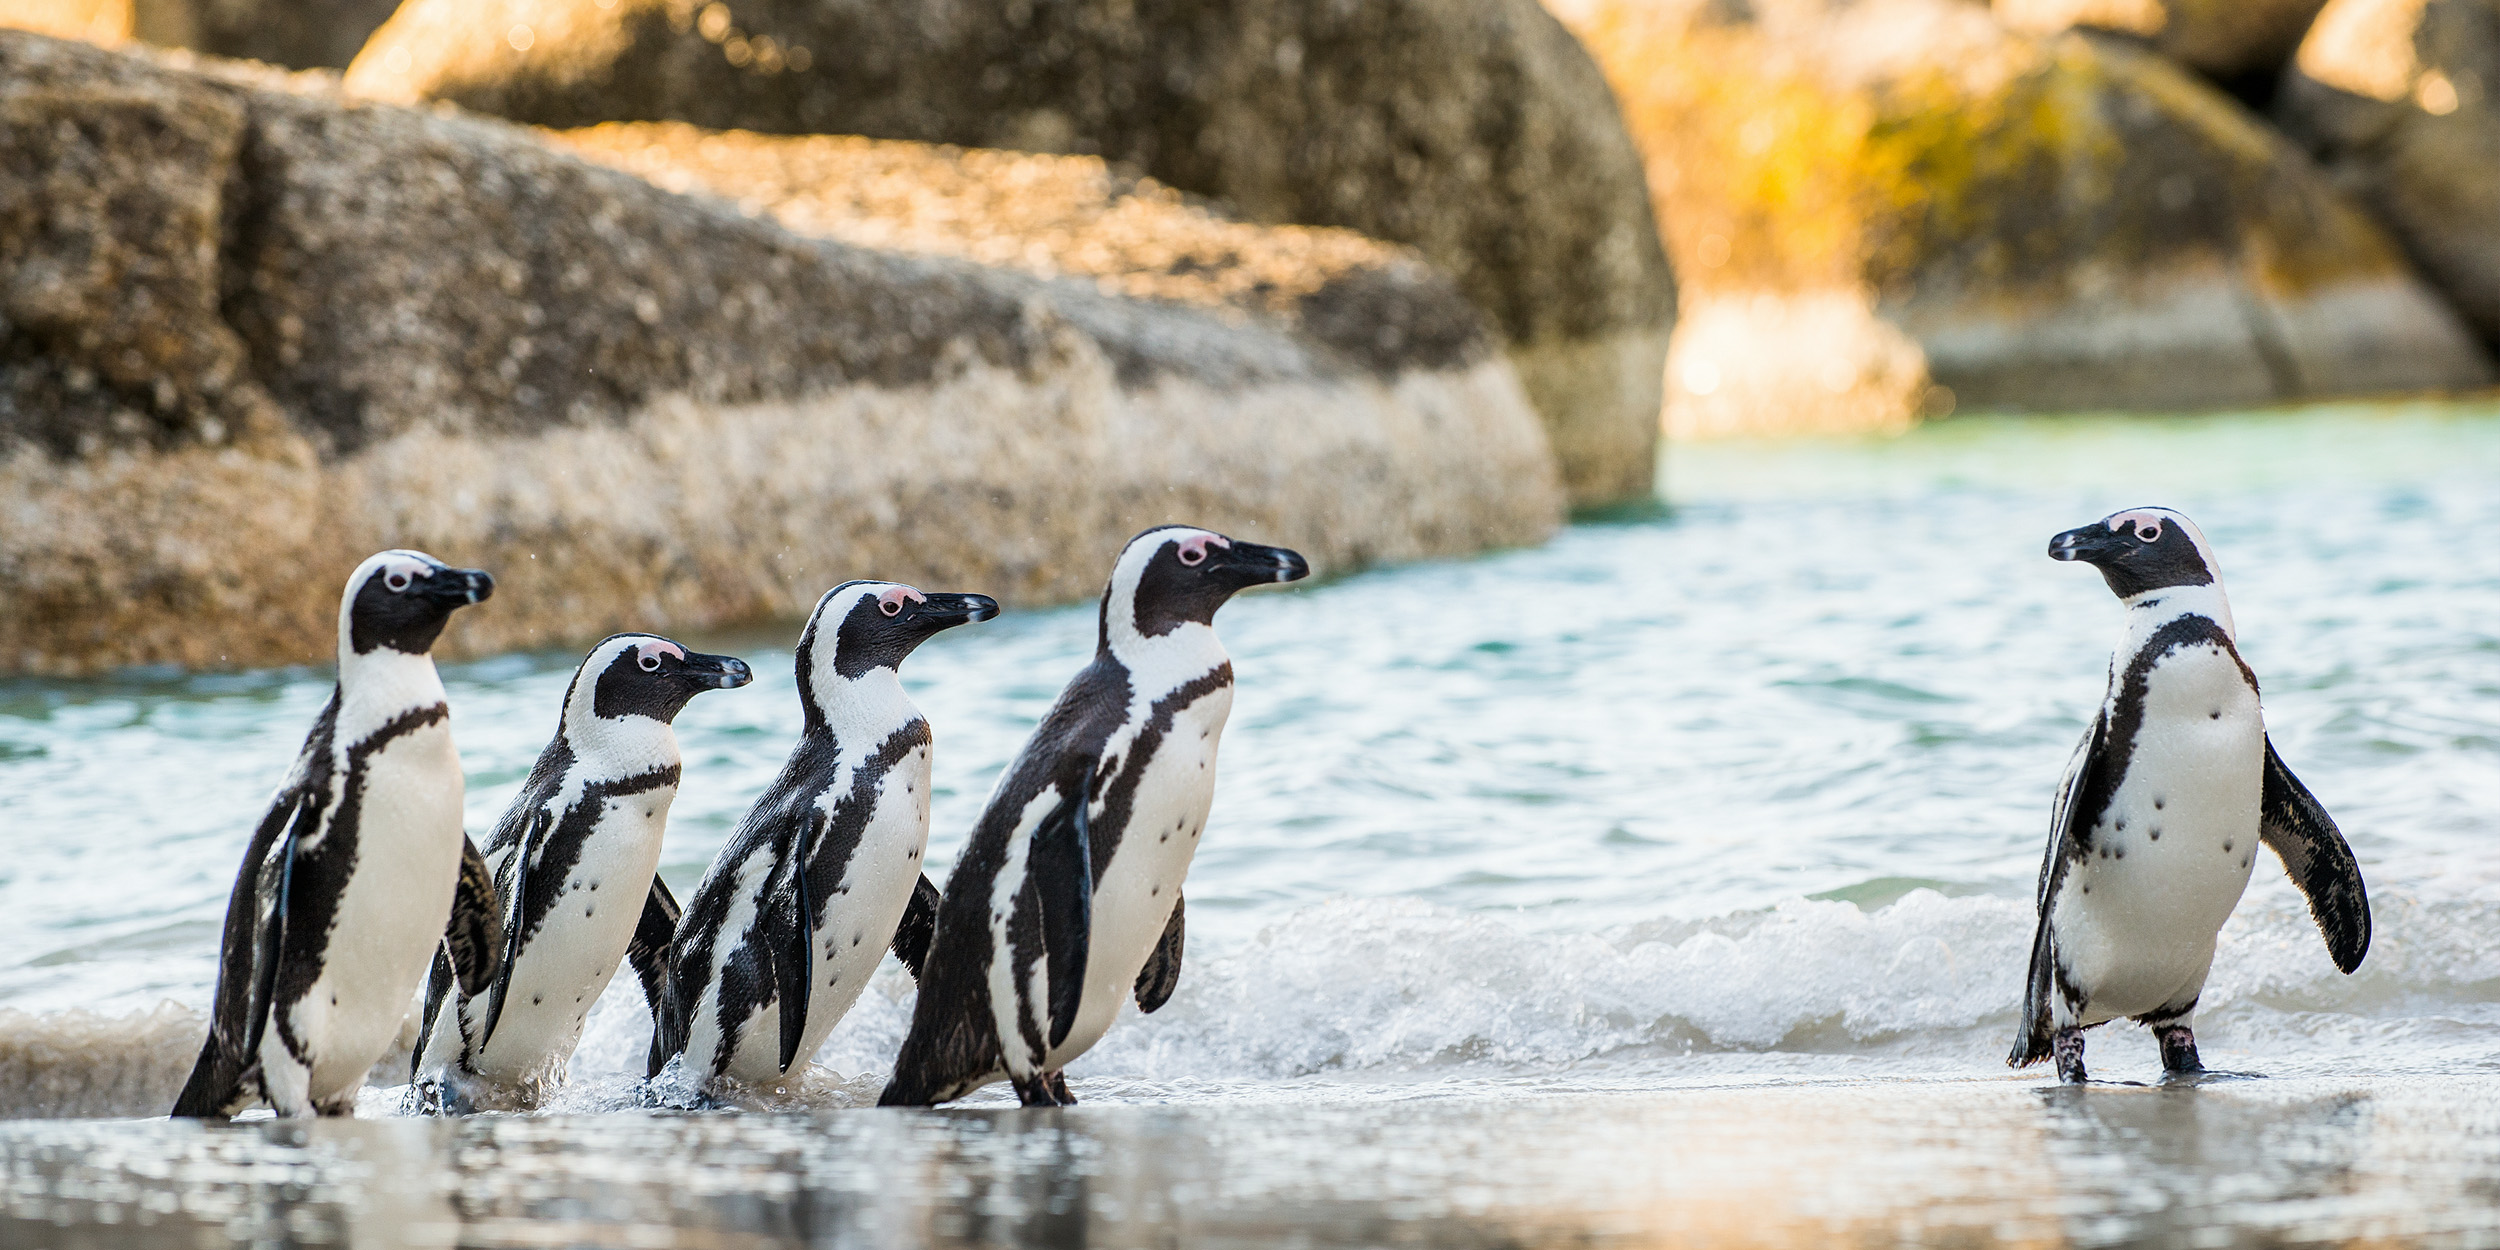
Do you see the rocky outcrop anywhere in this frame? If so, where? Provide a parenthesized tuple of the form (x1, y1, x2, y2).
(549, 125, 1488, 375)
(2278, 0, 2500, 354)
(1993, 0, 2330, 85)
(0, 0, 403, 67)
(342, 0, 1675, 507)
(1555, 0, 2490, 438)
(0, 32, 1561, 675)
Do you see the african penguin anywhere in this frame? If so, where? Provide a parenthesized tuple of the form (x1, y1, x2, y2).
(650, 582, 998, 1091)
(880, 526, 1308, 1107)
(2010, 507, 2370, 1083)
(172, 550, 498, 1118)
(410, 634, 752, 1112)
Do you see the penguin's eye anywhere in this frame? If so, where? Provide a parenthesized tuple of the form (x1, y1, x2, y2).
(639, 652, 661, 672)
(1178, 544, 1207, 567)
(385, 571, 411, 592)
(2135, 524, 2162, 542)
(880, 599, 902, 617)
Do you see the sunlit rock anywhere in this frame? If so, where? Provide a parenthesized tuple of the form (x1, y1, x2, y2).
(1993, 0, 2331, 84)
(0, 32, 1561, 675)
(2278, 0, 2500, 355)
(343, 0, 1675, 507)
(1555, 0, 2489, 437)
(0, 0, 400, 67)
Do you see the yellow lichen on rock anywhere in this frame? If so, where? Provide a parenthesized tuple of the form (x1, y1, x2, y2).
(1555, 0, 2489, 438)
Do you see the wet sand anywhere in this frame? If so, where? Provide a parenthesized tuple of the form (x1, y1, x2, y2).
(6, 1074, 2499, 1248)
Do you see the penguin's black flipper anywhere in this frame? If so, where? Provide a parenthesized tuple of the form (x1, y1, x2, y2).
(770, 815, 821, 1075)
(173, 783, 316, 1118)
(2011, 709, 2103, 1069)
(1133, 892, 1184, 1014)
(446, 834, 503, 997)
(2259, 736, 2371, 974)
(476, 808, 550, 1052)
(1031, 783, 1094, 1050)
(628, 875, 682, 1024)
(891, 875, 941, 981)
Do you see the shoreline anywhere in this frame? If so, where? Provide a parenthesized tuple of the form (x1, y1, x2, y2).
(7, 1074, 2498, 1246)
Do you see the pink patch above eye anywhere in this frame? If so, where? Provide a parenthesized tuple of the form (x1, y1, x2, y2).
(637, 641, 686, 665)
(1177, 533, 1230, 565)
(877, 586, 927, 613)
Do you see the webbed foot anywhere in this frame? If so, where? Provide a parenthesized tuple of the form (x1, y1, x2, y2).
(2053, 1027, 2088, 1084)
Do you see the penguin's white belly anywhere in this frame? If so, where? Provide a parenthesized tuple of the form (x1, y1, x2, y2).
(1047, 686, 1229, 1068)
(2054, 644, 2264, 1025)
(472, 793, 674, 1083)
(724, 756, 933, 1083)
(292, 724, 466, 1100)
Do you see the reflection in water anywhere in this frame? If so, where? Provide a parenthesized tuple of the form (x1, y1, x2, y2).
(8, 1079, 2500, 1247)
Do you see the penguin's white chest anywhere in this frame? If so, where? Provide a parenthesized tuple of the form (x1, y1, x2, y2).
(291, 721, 466, 1098)
(471, 789, 677, 1082)
(1049, 683, 1231, 1067)
(2053, 642, 2264, 1025)
(722, 742, 934, 1083)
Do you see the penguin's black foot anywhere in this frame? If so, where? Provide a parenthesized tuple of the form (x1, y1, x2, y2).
(2154, 1024, 2203, 1076)
(2053, 1028, 2088, 1084)
(1012, 1071, 1075, 1107)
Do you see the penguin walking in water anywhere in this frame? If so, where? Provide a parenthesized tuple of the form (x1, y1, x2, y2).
(881, 526, 1308, 1107)
(2011, 507, 2370, 1084)
(173, 551, 499, 1118)
(411, 633, 753, 1111)
(651, 582, 997, 1092)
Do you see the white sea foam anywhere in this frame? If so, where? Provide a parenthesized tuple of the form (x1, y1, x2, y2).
(14, 885, 2500, 1118)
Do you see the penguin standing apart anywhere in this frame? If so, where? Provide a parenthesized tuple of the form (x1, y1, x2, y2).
(881, 526, 1308, 1107)
(651, 582, 998, 1091)
(172, 551, 499, 1118)
(2011, 507, 2371, 1083)
(411, 634, 753, 1111)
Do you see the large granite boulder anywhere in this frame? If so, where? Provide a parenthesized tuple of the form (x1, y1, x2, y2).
(1993, 0, 2331, 85)
(342, 0, 1675, 507)
(1555, 0, 2489, 437)
(2278, 0, 2500, 354)
(0, 0, 402, 67)
(0, 31, 1561, 675)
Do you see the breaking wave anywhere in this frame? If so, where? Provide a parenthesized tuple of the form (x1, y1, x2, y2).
(16, 886, 2499, 1119)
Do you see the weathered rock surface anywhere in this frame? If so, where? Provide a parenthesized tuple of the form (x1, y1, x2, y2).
(0, 32, 1561, 674)
(1556, 0, 2490, 437)
(551, 124, 1488, 375)
(1993, 0, 2330, 84)
(2279, 0, 2500, 354)
(0, 0, 402, 67)
(343, 0, 1675, 507)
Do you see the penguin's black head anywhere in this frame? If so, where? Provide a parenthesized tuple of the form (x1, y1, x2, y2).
(344, 550, 494, 656)
(1108, 525, 1311, 642)
(797, 580, 999, 702)
(580, 634, 753, 724)
(2049, 507, 2220, 599)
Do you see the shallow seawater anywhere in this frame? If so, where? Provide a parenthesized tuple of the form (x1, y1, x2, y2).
(3, 402, 2498, 1125)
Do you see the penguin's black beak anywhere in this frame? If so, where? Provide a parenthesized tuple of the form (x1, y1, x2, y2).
(1211, 541, 1310, 589)
(681, 651, 754, 690)
(2048, 526, 2125, 566)
(420, 567, 496, 606)
(911, 592, 1002, 632)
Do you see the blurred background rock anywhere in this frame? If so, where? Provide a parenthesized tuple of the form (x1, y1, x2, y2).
(2, 0, 2495, 670)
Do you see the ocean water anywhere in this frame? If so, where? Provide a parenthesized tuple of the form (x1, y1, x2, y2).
(3, 403, 2497, 1118)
